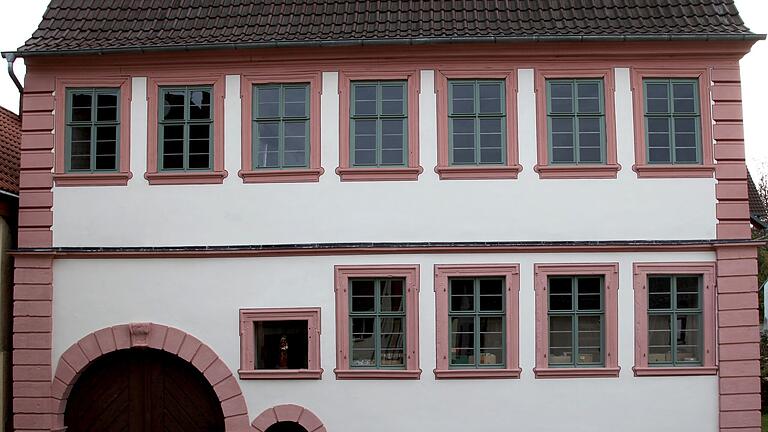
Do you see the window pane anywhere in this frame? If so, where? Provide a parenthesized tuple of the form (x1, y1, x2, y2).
(577, 277, 601, 311)
(256, 87, 280, 118)
(672, 82, 696, 113)
(450, 316, 475, 365)
(70, 156, 90, 170)
(381, 119, 405, 165)
(284, 86, 308, 117)
(380, 279, 404, 312)
(163, 90, 185, 120)
(381, 84, 405, 116)
(676, 314, 700, 362)
(71, 93, 92, 122)
(163, 154, 184, 170)
(548, 277, 572, 311)
(646, 82, 669, 113)
(479, 279, 503, 312)
(96, 93, 118, 122)
(350, 280, 375, 312)
(351, 317, 375, 367)
(188, 154, 210, 169)
(451, 83, 475, 114)
(354, 85, 377, 116)
(577, 315, 602, 364)
(648, 276, 672, 310)
(450, 279, 474, 312)
(189, 89, 211, 120)
(549, 82, 573, 114)
(549, 315, 572, 365)
(478, 82, 502, 114)
(576, 82, 600, 113)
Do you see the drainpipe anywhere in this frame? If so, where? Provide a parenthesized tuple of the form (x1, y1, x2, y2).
(4, 53, 23, 114)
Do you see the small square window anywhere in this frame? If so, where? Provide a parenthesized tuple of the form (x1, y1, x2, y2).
(239, 308, 321, 379)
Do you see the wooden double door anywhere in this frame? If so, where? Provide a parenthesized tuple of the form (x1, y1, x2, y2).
(65, 348, 225, 432)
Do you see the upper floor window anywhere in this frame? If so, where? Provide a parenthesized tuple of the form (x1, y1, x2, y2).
(158, 86, 213, 171)
(350, 81, 408, 167)
(643, 79, 701, 165)
(448, 80, 506, 166)
(647, 275, 703, 366)
(546, 79, 605, 165)
(252, 84, 310, 169)
(65, 88, 120, 173)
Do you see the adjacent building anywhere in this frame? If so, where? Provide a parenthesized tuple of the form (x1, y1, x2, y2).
(2, 1, 765, 431)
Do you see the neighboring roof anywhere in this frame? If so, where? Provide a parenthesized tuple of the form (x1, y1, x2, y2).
(747, 170, 768, 230)
(0, 107, 20, 196)
(12, 0, 764, 57)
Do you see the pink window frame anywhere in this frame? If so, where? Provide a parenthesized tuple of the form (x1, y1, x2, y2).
(53, 77, 133, 186)
(240, 70, 324, 183)
(630, 67, 715, 178)
(433, 264, 521, 379)
(533, 263, 620, 378)
(145, 74, 228, 185)
(238, 307, 322, 379)
(435, 68, 522, 180)
(337, 69, 422, 181)
(632, 262, 717, 376)
(333, 264, 421, 379)
(533, 68, 620, 179)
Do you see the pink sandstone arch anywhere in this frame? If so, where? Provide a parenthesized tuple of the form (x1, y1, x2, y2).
(251, 404, 327, 432)
(51, 323, 252, 432)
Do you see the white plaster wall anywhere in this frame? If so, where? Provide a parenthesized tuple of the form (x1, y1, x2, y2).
(50, 68, 717, 247)
(53, 251, 718, 432)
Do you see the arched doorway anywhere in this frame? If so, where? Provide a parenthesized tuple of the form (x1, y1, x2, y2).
(265, 422, 309, 432)
(64, 348, 225, 432)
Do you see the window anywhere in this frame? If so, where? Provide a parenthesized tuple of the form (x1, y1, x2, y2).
(547, 79, 605, 165)
(54, 78, 131, 186)
(448, 277, 505, 368)
(644, 79, 701, 165)
(239, 308, 322, 379)
(631, 69, 713, 178)
(547, 276, 604, 368)
(146, 75, 226, 185)
(350, 81, 407, 167)
(434, 264, 520, 379)
(349, 278, 406, 368)
(337, 70, 421, 181)
(533, 263, 619, 378)
(633, 263, 716, 376)
(334, 265, 420, 379)
(65, 88, 120, 173)
(252, 84, 310, 170)
(158, 86, 213, 171)
(533, 69, 619, 179)
(448, 80, 506, 166)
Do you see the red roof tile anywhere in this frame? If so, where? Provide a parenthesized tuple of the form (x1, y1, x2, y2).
(0, 107, 20, 196)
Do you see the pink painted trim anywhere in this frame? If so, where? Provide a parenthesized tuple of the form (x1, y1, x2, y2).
(239, 70, 324, 183)
(145, 74, 228, 185)
(54, 77, 132, 186)
(533, 263, 620, 378)
(337, 69, 422, 181)
(435, 68, 522, 180)
(433, 264, 520, 379)
(632, 262, 717, 376)
(533, 68, 620, 179)
(333, 265, 421, 379)
(252, 404, 326, 432)
(51, 323, 251, 432)
(239, 307, 322, 380)
(630, 67, 715, 178)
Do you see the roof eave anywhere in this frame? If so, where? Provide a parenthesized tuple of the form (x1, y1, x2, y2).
(4, 33, 765, 58)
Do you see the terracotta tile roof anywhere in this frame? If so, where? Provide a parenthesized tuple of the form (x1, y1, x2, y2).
(0, 107, 20, 196)
(15, 0, 762, 56)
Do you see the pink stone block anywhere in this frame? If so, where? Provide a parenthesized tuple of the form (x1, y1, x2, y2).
(274, 404, 303, 422)
(148, 324, 168, 349)
(221, 395, 248, 417)
(213, 376, 241, 402)
(94, 327, 117, 353)
(77, 333, 102, 361)
(163, 327, 186, 354)
(203, 359, 232, 386)
(177, 335, 202, 361)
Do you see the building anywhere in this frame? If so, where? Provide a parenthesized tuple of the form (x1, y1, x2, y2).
(2, 1, 765, 431)
(0, 106, 19, 432)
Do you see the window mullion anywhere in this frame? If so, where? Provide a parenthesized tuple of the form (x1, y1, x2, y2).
(278, 85, 285, 169)
(183, 88, 190, 170)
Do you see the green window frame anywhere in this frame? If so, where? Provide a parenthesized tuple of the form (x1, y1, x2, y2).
(643, 79, 701, 164)
(252, 84, 310, 169)
(349, 278, 406, 369)
(448, 277, 505, 368)
(448, 80, 506, 166)
(350, 80, 408, 167)
(647, 275, 703, 366)
(546, 79, 606, 164)
(158, 86, 213, 171)
(547, 276, 604, 368)
(65, 88, 120, 173)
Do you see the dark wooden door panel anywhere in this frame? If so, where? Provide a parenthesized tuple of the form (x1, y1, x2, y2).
(64, 349, 225, 432)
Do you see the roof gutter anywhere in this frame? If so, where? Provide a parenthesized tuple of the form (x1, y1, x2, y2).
(4, 32, 765, 58)
(2, 53, 23, 113)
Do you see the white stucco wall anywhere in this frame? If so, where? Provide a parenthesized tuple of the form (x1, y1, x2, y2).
(50, 68, 717, 247)
(53, 251, 718, 432)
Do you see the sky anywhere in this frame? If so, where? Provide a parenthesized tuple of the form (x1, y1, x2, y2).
(0, 0, 766, 174)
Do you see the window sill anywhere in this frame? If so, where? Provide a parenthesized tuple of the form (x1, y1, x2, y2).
(238, 369, 323, 380)
(633, 366, 717, 377)
(632, 164, 715, 178)
(534, 367, 620, 378)
(334, 368, 422, 379)
(335, 166, 423, 181)
(434, 165, 522, 180)
(534, 164, 621, 179)
(433, 368, 521, 379)
(144, 170, 228, 185)
(53, 172, 132, 187)
(239, 168, 324, 183)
